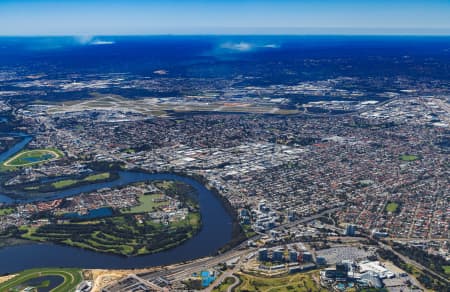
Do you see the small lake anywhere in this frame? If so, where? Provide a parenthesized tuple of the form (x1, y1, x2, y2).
(22, 153, 54, 163)
(23, 275, 65, 292)
(0, 133, 233, 275)
(63, 207, 113, 220)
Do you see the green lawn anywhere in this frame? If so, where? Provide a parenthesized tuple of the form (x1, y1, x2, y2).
(84, 172, 110, 182)
(51, 172, 111, 189)
(0, 207, 14, 216)
(385, 202, 399, 213)
(443, 265, 450, 275)
(0, 268, 82, 292)
(52, 179, 78, 189)
(122, 148, 136, 153)
(189, 212, 201, 226)
(241, 224, 257, 238)
(400, 154, 419, 161)
(19, 226, 46, 241)
(212, 277, 236, 292)
(36, 279, 51, 288)
(121, 194, 169, 214)
(235, 271, 327, 292)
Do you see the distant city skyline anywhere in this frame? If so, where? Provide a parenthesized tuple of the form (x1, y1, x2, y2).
(1, 0, 450, 36)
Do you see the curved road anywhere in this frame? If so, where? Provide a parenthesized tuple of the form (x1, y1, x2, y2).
(227, 275, 240, 292)
(377, 241, 449, 285)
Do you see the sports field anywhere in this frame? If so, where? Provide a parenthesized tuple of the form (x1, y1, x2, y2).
(2, 149, 63, 167)
(0, 268, 82, 292)
(51, 172, 111, 189)
(121, 193, 169, 214)
(385, 202, 399, 213)
(399, 154, 419, 161)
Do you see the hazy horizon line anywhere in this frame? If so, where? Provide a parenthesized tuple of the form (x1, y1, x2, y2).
(1, 27, 450, 37)
(1, 33, 450, 38)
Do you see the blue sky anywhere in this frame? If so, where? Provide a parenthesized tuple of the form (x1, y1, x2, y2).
(0, 0, 450, 35)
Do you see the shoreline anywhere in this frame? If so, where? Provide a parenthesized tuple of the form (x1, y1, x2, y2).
(132, 168, 247, 254)
(0, 130, 237, 273)
(0, 171, 237, 274)
(1, 167, 243, 251)
(1, 169, 243, 257)
(0, 218, 202, 258)
(1, 171, 119, 198)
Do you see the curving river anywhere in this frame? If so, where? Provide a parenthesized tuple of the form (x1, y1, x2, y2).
(0, 133, 233, 275)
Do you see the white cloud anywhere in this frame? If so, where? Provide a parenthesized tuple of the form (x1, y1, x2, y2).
(263, 44, 280, 49)
(219, 41, 280, 52)
(74, 35, 94, 45)
(73, 35, 114, 46)
(220, 42, 253, 51)
(90, 40, 115, 45)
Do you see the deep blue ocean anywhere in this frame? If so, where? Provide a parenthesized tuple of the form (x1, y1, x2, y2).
(0, 35, 449, 79)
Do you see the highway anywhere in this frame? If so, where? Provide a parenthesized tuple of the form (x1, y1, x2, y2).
(203, 260, 242, 292)
(140, 249, 252, 283)
(138, 207, 343, 283)
(377, 241, 450, 285)
(102, 204, 450, 292)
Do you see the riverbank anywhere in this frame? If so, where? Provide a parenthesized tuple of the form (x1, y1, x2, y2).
(0, 131, 232, 273)
(3, 171, 119, 196)
(182, 172, 247, 253)
(0, 172, 232, 274)
(0, 236, 29, 249)
(1, 179, 203, 257)
(1, 168, 244, 256)
(132, 168, 247, 254)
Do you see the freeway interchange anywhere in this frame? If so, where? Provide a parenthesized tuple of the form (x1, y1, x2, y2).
(102, 205, 449, 291)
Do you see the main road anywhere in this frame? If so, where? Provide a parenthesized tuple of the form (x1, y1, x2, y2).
(139, 206, 343, 283)
(377, 241, 449, 285)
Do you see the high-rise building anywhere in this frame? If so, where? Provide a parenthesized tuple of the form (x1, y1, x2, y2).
(289, 250, 298, 262)
(302, 252, 313, 262)
(272, 249, 284, 262)
(335, 262, 349, 279)
(316, 256, 327, 265)
(344, 224, 356, 236)
(258, 248, 268, 261)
